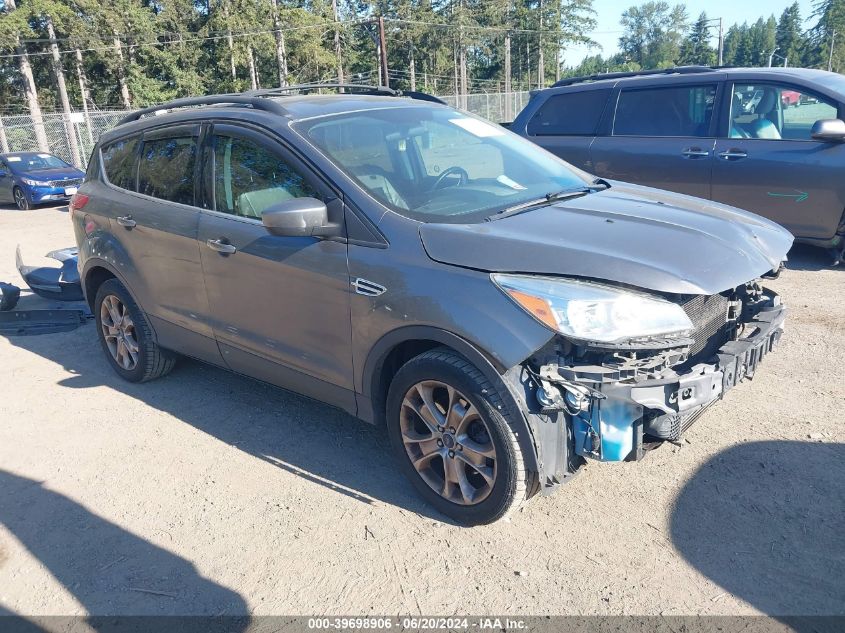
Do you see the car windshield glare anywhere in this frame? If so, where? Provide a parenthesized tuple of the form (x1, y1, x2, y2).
(294, 106, 589, 223)
(8, 154, 70, 171)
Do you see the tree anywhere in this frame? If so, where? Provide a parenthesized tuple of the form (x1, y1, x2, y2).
(775, 2, 806, 67)
(678, 11, 716, 65)
(619, 1, 688, 69)
(808, 0, 845, 72)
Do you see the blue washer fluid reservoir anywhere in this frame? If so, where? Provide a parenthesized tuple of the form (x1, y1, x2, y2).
(573, 398, 641, 462)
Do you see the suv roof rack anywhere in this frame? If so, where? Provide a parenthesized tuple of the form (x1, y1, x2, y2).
(119, 83, 446, 125)
(551, 65, 717, 88)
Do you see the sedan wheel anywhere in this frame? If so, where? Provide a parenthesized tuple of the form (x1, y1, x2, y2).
(100, 294, 139, 371)
(400, 380, 497, 506)
(13, 187, 30, 210)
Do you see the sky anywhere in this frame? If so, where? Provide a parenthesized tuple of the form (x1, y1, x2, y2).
(563, 0, 819, 66)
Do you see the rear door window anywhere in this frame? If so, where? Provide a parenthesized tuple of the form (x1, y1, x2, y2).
(137, 134, 197, 205)
(527, 90, 611, 136)
(613, 84, 717, 137)
(101, 136, 140, 190)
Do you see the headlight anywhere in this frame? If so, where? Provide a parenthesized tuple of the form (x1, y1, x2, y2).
(21, 178, 49, 186)
(492, 274, 693, 344)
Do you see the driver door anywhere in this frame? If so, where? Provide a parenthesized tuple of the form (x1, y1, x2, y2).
(711, 82, 845, 241)
(197, 123, 355, 411)
(0, 158, 12, 203)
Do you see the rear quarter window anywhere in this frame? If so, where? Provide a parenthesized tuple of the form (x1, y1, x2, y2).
(527, 89, 611, 136)
(100, 137, 139, 190)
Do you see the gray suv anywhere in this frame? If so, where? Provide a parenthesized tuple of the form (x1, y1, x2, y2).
(511, 66, 845, 263)
(72, 85, 792, 525)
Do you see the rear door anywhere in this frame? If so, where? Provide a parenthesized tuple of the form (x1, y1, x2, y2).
(590, 78, 724, 198)
(519, 88, 612, 171)
(711, 81, 845, 241)
(196, 123, 355, 411)
(96, 126, 219, 362)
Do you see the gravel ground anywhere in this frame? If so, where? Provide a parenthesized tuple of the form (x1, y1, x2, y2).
(0, 205, 843, 618)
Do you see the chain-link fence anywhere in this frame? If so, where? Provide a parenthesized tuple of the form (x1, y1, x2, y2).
(439, 91, 531, 123)
(0, 91, 531, 168)
(0, 110, 128, 169)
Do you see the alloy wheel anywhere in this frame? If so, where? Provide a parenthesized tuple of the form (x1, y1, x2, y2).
(14, 189, 27, 210)
(100, 294, 139, 370)
(400, 380, 497, 505)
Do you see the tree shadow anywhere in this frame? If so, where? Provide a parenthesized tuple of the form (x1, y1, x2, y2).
(0, 469, 248, 623)
(670, 440, 845, 625)
(785, 243, 843, 272)
(0, 323, 446, 523)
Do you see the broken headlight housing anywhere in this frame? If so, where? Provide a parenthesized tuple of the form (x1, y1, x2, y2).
(492, 274, 694, 344)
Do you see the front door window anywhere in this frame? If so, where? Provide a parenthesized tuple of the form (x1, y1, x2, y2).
(730, 84, 839, 140)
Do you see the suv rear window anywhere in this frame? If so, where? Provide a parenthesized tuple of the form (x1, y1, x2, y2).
(101, 136, 139, 190)
(137, 136, 197, 205)
(527, 90, 610, 136)
(613, 85, 717, 137)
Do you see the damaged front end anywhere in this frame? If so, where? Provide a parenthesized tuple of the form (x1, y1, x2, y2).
(508, 280, 786, 491)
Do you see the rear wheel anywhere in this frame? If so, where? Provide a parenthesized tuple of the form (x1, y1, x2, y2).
(13, 187, 31, 210)
(94, 279, 175, 382)
(386, 348, 533, 525)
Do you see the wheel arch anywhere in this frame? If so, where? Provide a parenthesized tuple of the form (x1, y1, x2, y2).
(361, 326, 539, 472)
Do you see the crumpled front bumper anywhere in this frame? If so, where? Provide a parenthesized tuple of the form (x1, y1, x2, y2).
(568, 296, 786, 462)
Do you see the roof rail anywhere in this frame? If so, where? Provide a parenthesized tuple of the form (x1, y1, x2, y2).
(551, 65, 716, 88)
(118, 94, 287, 125)
(117, 83, 448, 126)
(244, 82, 447, 105)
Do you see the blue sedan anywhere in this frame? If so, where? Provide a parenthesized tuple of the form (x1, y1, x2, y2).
(0, 152, 86, 210)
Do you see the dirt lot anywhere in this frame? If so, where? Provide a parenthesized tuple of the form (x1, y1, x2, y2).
(0, 205, 843, 618)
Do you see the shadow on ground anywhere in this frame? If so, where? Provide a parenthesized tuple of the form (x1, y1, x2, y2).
(785, 243, 843, 272)
(671, 440, 845, 621)
(0, 469, 248, 622)
(1, 322, 444, 522)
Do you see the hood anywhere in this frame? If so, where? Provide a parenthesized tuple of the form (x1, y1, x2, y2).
(18, 168, 84, 181)
(419, 181, 794, 295)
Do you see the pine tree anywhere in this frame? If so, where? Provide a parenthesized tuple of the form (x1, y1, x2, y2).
(678, 12, 716, 65)
(775, 2, 805, 67)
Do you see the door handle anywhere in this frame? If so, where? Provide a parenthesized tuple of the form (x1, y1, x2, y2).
(718, 149, 748, 160)
(682, 148, 710, 158)
(206, 238, 237, 254)
(116, 215, 136, 228)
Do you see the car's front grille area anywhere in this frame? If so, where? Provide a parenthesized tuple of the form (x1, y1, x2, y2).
(46, 178, 82, 188)
(680, 293, 731, 361)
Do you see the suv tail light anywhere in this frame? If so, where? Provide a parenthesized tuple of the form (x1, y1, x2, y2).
(69, 192, 89, 217)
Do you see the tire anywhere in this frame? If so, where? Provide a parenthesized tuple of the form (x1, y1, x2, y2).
(94, 278, 175, 382)
(386, 348, 534, 525)
(13, 187, 31, 210)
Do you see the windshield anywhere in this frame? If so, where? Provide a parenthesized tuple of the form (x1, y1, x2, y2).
(5, 153, 71, 172)
(294, 106, 589, 223)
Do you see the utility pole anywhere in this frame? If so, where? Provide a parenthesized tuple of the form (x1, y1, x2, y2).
(504, 31, 512, 120)
(537, 0, 544, 88)
(0, 116, 9, 154)
(332, 0, 344, 84)
(829, 30, 836, 72)
(378, 16, 389, 88)
(718, 17, 724, 66)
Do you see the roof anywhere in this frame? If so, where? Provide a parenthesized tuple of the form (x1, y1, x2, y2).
(550, 66, 845, 90)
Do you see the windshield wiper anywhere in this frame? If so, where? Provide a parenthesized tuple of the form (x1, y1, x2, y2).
(486, 186, 595, 221)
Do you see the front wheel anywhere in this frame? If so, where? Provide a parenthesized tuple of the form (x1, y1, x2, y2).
(386, 348, 534, 525)
(13, 187, 31, 210)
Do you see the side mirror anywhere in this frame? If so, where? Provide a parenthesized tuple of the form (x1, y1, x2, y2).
(0, 170, 7, 178)
(811, 119, 845, 142)
(261, 197, 339, 238)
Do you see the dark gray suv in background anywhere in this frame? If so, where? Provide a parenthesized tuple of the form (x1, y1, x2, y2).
(72, 85, 792, 524)
(511, 66, 845, 263)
